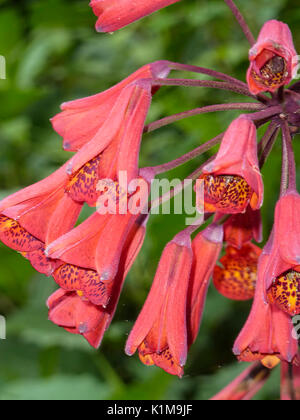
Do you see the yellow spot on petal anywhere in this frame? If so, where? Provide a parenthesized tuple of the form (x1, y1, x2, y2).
(261, 356, 281, 370)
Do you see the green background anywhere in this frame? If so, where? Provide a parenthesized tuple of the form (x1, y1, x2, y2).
(0, 0, 299, 400)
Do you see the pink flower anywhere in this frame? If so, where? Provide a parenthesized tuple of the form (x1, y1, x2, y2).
(200, 116, 264, 214)
(90, 0, 181, 33)
(247, 20, 298, 94)
(51, 62, 170, 152)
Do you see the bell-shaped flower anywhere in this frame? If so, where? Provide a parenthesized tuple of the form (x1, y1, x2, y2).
(265, 191, 300, 316)
(48, 215, 148, 348)
(90, 0, 180, 33)
(51, 61, 170, 152)
(46, 178, 150, 307)
(125, 231, 194, 377)
(54, 81, 157, 209)
(233, 244, 299, 367)
(199, 116, 263, 214)
(247, 20, 298, 94)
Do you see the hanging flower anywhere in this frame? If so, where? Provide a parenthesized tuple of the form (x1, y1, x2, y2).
(247, 20, 298, 94)
(199, 116, 263, 214)
(90, 0, 181, 33)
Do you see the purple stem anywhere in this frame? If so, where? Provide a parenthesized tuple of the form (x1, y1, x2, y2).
(150, 133, 224, 175)
(280, 129, 289, 196)
(258, 122, 278, 154)
(247, 105, 282, 123)
(168, 61, 247, 87)
(168, 62, 270, 105)
(224, 0, 256, 46)
(145, 102, 264, 133)
(282, 120, 297, 191)
(259, 124, 280, 169)
(149, 156, 216, 212)
(151, 77, 255, 98)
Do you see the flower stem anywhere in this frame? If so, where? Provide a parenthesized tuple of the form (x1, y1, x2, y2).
(149, 133, 223, 175)
(282, 120, 297, 191)
(168, 61, 247, 87)
(224, 0, 256, 45)
(247, 105, 282, 123)
(149, 156, 215, 213)
(151, 77, 255, 97)
(144, 102, 264, 133)
(259, 124, 280, 169)
(280, 129, 289, 196)
(167, 62, 270, 105)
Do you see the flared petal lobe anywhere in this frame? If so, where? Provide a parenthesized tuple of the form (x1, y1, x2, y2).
(247, 20, 298, 94)
(200, 116, 263, 214)
(126, 233, 193, 377)
(90, 0, 180, 33)
(51, 62, 170, 152)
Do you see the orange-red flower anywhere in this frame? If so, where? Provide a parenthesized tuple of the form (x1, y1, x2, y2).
(263, 191, 300, 316)
(213, 243, 261, 301)
(126, 233, 194, 377)
(51, 62, 170, 152)
(90, 0, 180, 33)
(233, 246, 299, 367)
(47, 207, 148, 307)
(0, 164, 82, 276)
(53, 80, 159, 210)
(247, 20, 298, 95)
(199, 116, 263, 214)
(48, 215, 148, 348)
(211, 362, 271, 401)
(126, 224, 223, 377)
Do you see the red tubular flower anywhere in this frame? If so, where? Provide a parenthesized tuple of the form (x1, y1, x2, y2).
(0, 165, 82, 276)
(51, 61, 170, 152)
(187, 224, 223, 347)
(90, 0, 180, 33)
(213, 243, 261, 301)
(233, 246, 299, 367)
(211, 362, 271, 401)
(247, 20, 298, 95)
(46, 210, 146, 307)
(281, 360, 300, 400)
(126, 232, 194, 377)
(48, 214, 148, 348)
(264, 191, 300, 317)
(53, 81, 157, 209)
(221, 207, 262, 249)
(199, 116, 263, 214)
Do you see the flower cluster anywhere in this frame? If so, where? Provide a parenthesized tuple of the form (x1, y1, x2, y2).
(1, 0, 299, 400)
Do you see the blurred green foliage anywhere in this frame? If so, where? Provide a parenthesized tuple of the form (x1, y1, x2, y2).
(0, 0, 299, 400)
